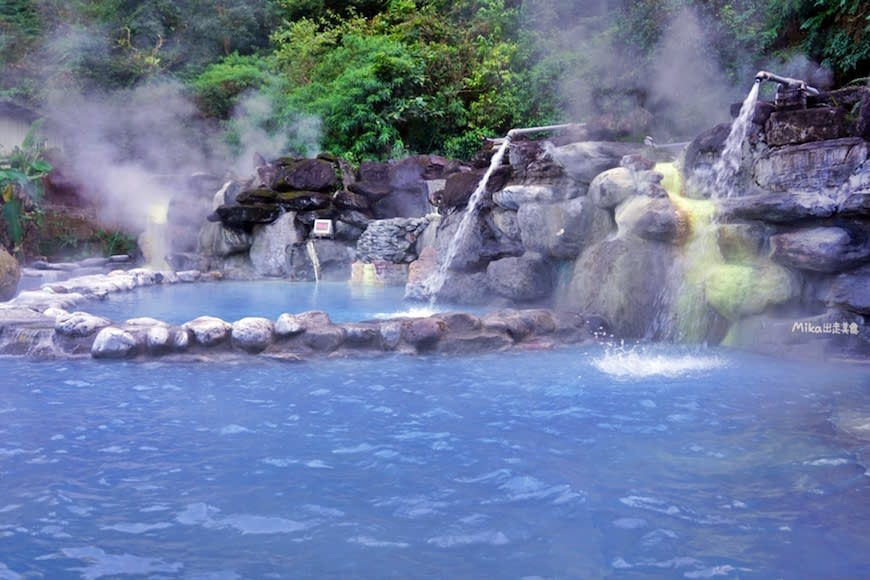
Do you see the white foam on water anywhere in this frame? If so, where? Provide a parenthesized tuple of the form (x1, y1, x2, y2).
(60, 546, 183, 578)
(221, 514, 310, 535)
(219, 424, 252, 435)
(373, 305, 441, 319)
(594, 345, 728, 380)
(348, 536, 410, 549)
(101, 522, 172, 534)
(804, 457, 850, 467)
(427, 530, 509, 548)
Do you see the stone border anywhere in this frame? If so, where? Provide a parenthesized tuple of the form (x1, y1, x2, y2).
(0, 269, 609, 361)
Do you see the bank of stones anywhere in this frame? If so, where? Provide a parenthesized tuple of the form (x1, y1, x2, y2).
(0, 268, 608, 361)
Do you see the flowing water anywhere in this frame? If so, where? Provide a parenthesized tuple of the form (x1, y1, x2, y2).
(425, 136, 512, 302)
(710, 80, 761, 199)
(1, 344, 869, 578)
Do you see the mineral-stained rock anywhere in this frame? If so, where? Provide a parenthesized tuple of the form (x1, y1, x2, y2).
(769, 227, 870, 272)
(704, 262, 796, 320)
(615, 196, 687, 243)
(717, 223, 767, 262)
(231, 317, 275, 353)
(183, 316, 232, 347)
(91, 327, 138, 359)
(486, 254, 556, 302)
(55, 311, 112, 337)
(435, 312, 482, 334)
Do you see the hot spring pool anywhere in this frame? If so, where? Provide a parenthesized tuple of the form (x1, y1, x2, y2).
(1, 344, 869, 578)
(82, 281, 462, 325)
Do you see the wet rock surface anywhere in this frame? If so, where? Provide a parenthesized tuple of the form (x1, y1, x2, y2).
(0, 269, 606, 361)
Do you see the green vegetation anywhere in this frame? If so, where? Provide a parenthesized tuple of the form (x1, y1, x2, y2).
(0, 120, 51, 257)
(2, 0, 868, 161)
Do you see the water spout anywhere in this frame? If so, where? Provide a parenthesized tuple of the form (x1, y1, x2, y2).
(507, 123, 585, 138)
(755, 70, 820, 96)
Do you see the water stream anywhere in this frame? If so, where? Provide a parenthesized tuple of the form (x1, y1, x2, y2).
(711, 80, 761, 198)
(425, 136, 512, 303)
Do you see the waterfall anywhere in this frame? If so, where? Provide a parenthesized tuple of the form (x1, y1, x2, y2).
(711, 80, 761, 199)
(424, 135, 512, 303)
(141, 201, 170, 270)
(306, 239, 321, 282)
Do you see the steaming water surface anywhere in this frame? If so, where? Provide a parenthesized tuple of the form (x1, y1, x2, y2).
(84, 281, 460, 324)
(1, 344, 869, 578)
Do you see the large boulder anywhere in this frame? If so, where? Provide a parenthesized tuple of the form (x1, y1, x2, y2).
(518, 196, 614, 259)
(614, 196, 688, 243)
(198, 222, 251, 257)
(559, 236, 678, 339)
(249, 212, 302, 277)
(0, 247, 20, 300)
(269, 157, 339, 193)
(486, 254, 556, 302)
(770, 226, 870, 272)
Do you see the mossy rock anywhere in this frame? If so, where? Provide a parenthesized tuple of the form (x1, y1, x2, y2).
(705, 262, 796, 321)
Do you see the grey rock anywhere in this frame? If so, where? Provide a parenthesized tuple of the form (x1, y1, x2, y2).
(753, 137, 868, 192)
(91, 327, 138, 359)
(183, 316, 232, 346)
(55, 311, 112, 337)
(551, 141, 642, 183)
(717, 191, 837, 223)
(250, 212, 301, 277)
(828, 264, 870, 315)
(231, 317, 274, 353)
(518, 196, 614, 259)
(275, 313, 304, 336)
(486, 254, 556, 302)
(492, 184, 561, 209)
(770, 227, 870, 272)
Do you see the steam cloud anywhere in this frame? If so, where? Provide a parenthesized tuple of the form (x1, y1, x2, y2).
(35, 23, 320, 239)
(529, 2, 833, 142)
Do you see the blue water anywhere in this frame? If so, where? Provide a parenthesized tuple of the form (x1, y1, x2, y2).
(1, 344, 869, 578)
(83, 281, 441, 324)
